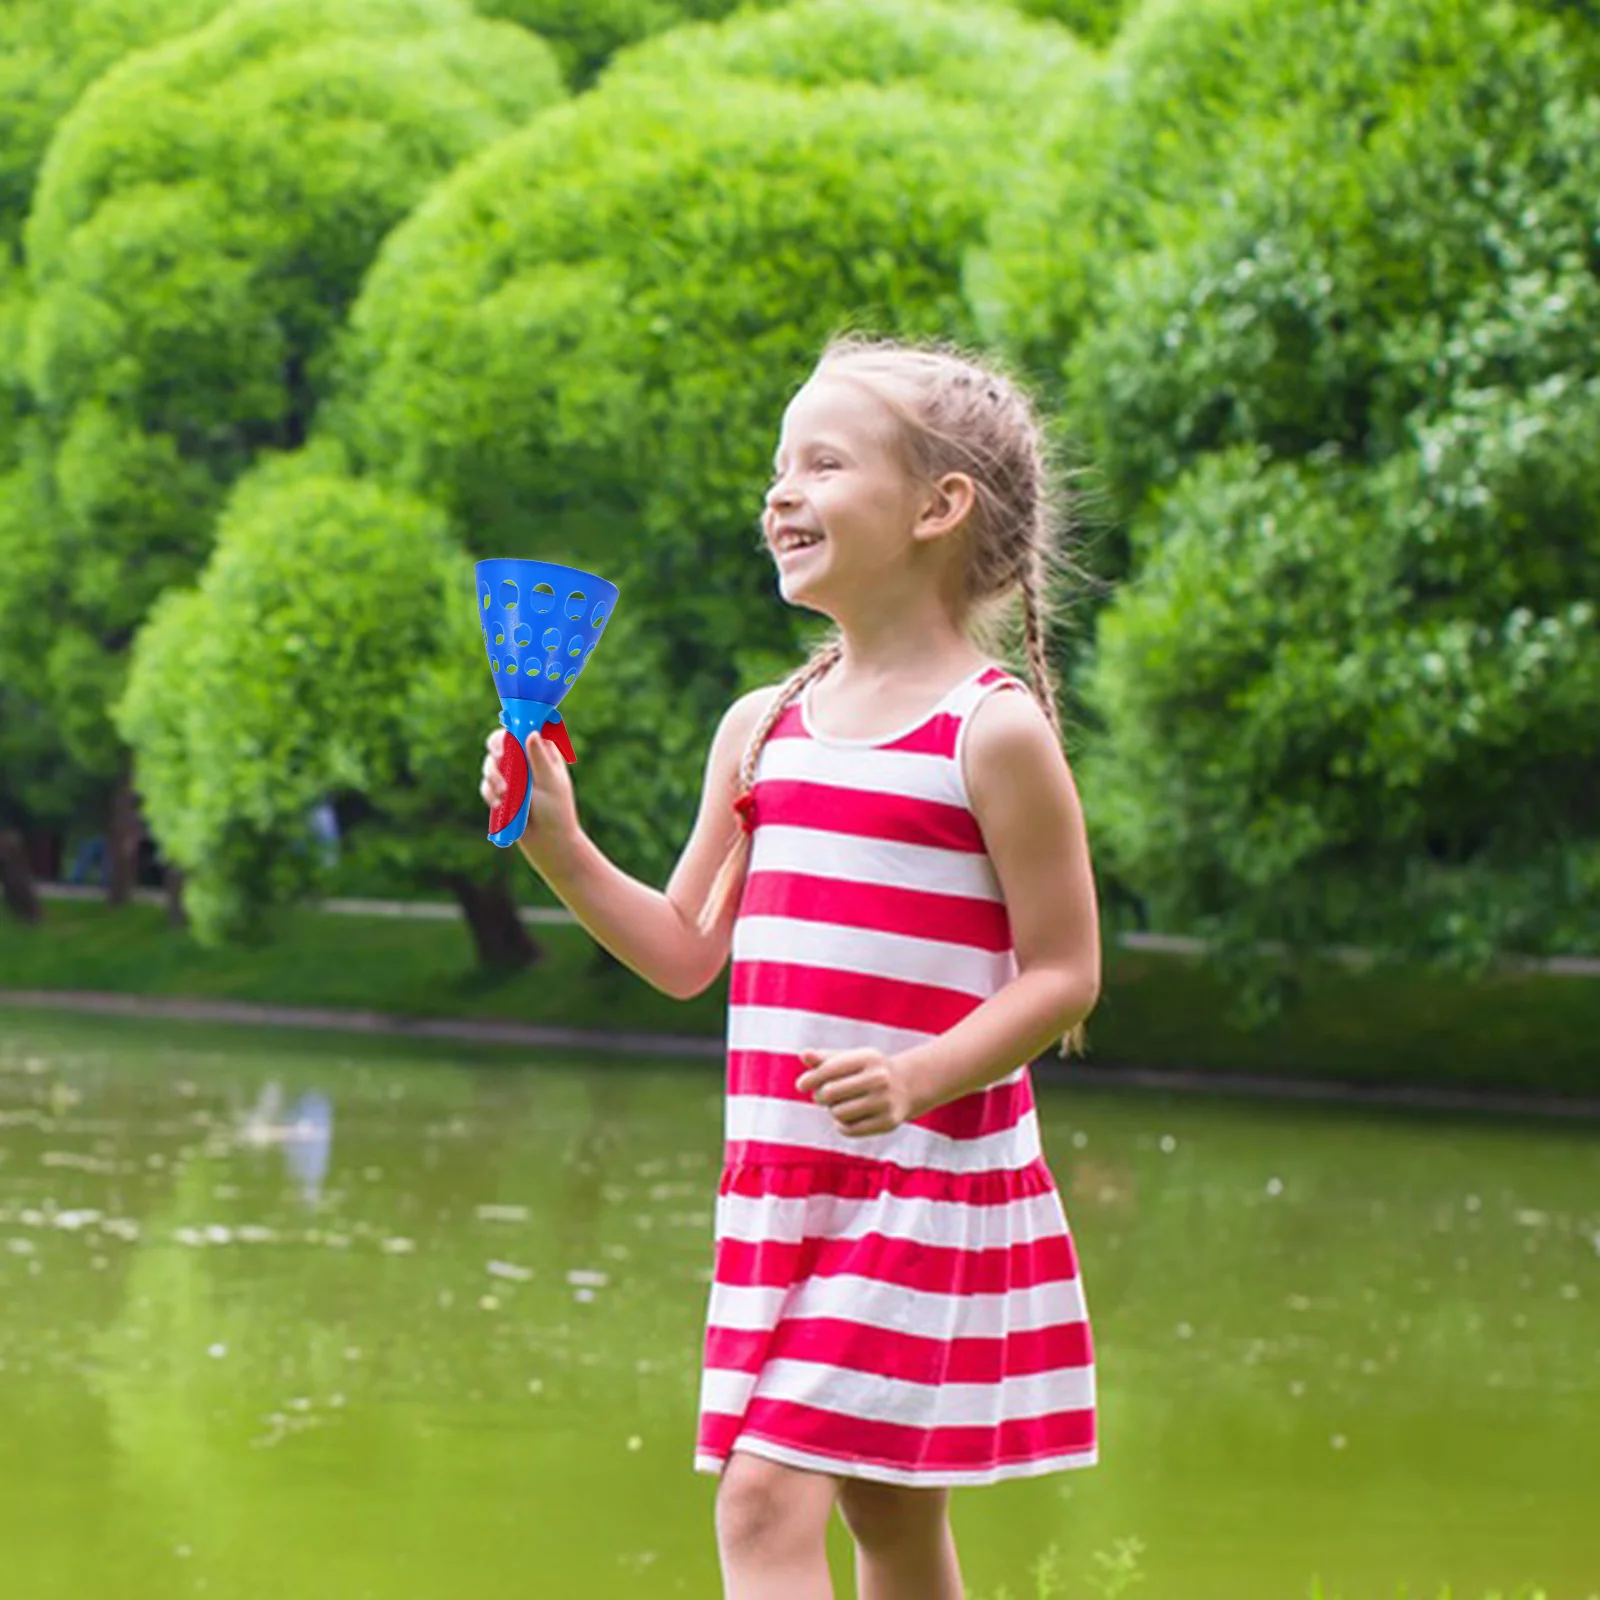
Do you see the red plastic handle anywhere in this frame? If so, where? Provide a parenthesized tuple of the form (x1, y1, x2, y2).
(489, 732, 530, 839)
(542, 718, 575, 764)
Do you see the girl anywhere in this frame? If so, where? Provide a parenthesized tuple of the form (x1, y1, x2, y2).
(480, 336, 1100, 1600)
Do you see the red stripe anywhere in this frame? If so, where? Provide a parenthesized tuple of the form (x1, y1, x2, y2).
(919, 1076, 1035, 1141)
(712, 1229, 1079, 1297)
(764, 704, 808, 742)
(739, 872, 1011, 952)
(726, 1050, 1033, 1141)
(703, 1316, 1092, 1385)
(719, 1154, 1059, 1207)
(730, 961, 981, 1036)
(879, 713, 960, 757)
(698, 1397, 1095, 1471)
(754, 779, 985, 853)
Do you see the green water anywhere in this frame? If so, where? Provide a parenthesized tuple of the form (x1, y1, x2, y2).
(0, 1011, 1594, 1600)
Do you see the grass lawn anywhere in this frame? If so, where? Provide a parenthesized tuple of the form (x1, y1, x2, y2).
(2, 899, 1597, 1099)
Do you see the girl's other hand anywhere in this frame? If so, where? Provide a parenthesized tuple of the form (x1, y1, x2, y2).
(480, 727, 582, 869)
(796, 1048, 917, 1137)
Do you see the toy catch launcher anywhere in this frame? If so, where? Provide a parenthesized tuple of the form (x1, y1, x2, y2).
(477, 558, 619, 848)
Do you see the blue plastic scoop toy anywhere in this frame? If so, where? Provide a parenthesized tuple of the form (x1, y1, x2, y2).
(477, 558, 619, 848)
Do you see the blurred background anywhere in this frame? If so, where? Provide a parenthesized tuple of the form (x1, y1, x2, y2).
(0, 1, 1595, 1596)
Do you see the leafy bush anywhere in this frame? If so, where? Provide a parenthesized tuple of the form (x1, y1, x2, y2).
(10, 0, 562, 789)
(117, 449, 498, 943)
(332, 67, 1003, 877)
(475, 0, 789, 86)
(0, 0, 234, 257)
(1007, 0, 1132, 47)
(602, 0, 1086, 116)
(1062, 1, 1600, 961)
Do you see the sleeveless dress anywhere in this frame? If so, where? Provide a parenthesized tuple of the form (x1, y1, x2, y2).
(693, 663, 1097, 1487)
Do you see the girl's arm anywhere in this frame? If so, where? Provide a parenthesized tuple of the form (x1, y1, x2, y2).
(799, 687, 1101, 1130)
(480, 686, 779, 1000)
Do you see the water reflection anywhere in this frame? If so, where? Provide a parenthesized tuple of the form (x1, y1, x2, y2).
(0, 1016, 1594, 1600)
(235, 1081, 335, 1205)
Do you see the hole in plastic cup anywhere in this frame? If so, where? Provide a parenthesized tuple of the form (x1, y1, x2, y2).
(565, 671, 577, 685)
(564, 590, 586, 621)
(545, 662, 562, 681)
(531, 583, 556, 615)
(491, 657, 500, 672)
(500, 579, 519, 610)
(590, 603, 607, 629)
(543, 627, 562, 652)
(568, 636, 585, 657)
(512, 622, 532, 649)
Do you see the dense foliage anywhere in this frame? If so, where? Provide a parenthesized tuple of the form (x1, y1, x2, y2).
(331, 59, 1036, 879)
(118, 449, 509, 944)
(0, 0, 1593, 985)
(1003, 0, 1600, 961)
(1, 0, 560, 862)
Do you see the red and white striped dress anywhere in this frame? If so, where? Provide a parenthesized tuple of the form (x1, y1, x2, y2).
(694, 663, 1096, 1487)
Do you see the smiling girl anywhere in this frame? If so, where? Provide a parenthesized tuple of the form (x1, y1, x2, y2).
(481, 336, 1101, 1599)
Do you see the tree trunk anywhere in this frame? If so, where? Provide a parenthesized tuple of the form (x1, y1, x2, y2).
(448, 875, 542, 972)
(106, 770, 143, 907)
(0, 829, 41, 923)
(163, 863, 187, 931)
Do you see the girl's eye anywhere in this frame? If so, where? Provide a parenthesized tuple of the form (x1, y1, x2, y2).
(815, 459, 840, 472)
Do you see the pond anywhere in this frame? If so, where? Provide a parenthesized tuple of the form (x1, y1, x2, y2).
(0, 1010, 1595, 1600)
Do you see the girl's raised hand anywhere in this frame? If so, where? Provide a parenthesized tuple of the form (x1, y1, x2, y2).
(479, 727, 582, 869)
(796, 1048, 918, 1138)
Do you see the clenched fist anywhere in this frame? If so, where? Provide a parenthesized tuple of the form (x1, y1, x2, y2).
(796, 1047, 920, 1138)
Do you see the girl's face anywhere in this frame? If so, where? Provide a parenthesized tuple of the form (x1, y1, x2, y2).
(762, 373, 928, 613)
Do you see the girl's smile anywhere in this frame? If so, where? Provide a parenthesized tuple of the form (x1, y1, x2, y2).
(762, 376, 926, 606)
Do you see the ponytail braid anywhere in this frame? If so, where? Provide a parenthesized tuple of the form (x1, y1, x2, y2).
(696, 635, 844, 935)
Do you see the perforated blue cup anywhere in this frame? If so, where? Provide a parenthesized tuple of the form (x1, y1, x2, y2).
(477, 559, 619, 848)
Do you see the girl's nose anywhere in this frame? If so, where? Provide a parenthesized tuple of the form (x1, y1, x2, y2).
(766, 475, 798, 509)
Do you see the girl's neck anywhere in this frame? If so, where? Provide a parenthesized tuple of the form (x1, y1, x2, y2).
(825, 599, 981, 687)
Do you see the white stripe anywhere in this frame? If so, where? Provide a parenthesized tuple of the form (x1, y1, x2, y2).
(700, 1357, 1094, 1429)
(715, 1184, 1066, 1254)
(723, 1090, 1042, 1174)
(704, 1268, 1087, 1340)
(758, 738, 963, 806)
(727, 1004, 934, 1059)
(731, 916, 1016, 998)
(747, 825, 1003, 902)
(696, 1435, 1097, 1488)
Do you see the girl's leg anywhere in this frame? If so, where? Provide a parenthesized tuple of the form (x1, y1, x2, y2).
(837, 1478, 964, 1600)
(716, 1449, 838, 1600)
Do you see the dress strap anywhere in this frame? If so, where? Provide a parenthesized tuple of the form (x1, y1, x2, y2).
(945, 664, 1030, 722)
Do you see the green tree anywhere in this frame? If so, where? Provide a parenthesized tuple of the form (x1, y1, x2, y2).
(118, 448, 539, 965)
(1056, 0, 1600, 963)
(330, 47, 1035, 882)
(601, 0, 1085, 109)
(12, 0, 562, 905)
(0, 0, 235, 261)
(475, 0, 783, 87)
(1006, 0, 1131, 47)
(0, 0, 239, 917)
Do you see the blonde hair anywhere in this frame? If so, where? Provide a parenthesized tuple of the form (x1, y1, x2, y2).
(701, 335, 1085, 1051)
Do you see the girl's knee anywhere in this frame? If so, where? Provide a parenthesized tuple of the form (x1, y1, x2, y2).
(837, 1478, 950, 1551)
(715, 1452, 833, 1563)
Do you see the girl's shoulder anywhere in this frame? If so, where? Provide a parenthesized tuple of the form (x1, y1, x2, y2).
(724, 682, 786, 738)
(963, 679, 1078, 829)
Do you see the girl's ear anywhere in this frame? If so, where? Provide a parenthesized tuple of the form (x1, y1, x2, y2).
(914, 472, 977, 542)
